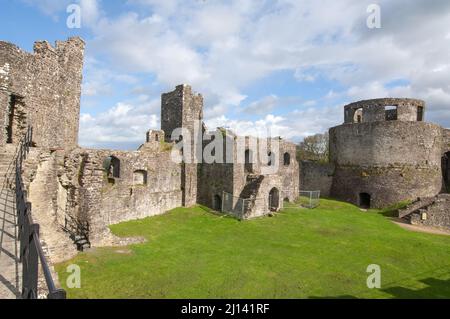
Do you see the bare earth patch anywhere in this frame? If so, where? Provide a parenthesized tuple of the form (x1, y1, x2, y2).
(391, 218, 450, 236)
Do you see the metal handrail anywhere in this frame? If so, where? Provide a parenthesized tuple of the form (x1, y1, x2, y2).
(15, 126, 66, 299)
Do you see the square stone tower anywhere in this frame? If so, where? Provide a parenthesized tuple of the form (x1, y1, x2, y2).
(161, 84, 204, 207)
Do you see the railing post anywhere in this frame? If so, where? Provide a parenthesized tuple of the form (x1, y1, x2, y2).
(47, 289, 67, 299)
(20, 203, 31, 262)
(22, 223, 39, 299)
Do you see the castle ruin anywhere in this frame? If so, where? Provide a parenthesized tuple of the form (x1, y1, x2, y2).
(0, 38, 298, 263)
(1, 38, 449, 265)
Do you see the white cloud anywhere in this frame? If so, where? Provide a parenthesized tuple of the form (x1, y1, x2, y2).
(79, 99, 160, 149)
(79, 0, 101, 27)
(21, 0, 101, 24)
(26, 0, 450, 146)
(243, 95, 279, 115)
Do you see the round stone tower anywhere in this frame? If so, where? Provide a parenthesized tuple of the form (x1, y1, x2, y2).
(329, 98, 444, 208)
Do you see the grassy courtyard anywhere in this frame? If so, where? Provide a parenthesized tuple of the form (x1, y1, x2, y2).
(55, 199, 450, 299)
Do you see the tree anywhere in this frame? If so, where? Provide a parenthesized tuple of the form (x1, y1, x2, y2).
(296, 132, 329, 163)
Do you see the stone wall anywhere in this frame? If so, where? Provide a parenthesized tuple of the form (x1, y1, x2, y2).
(61, 145, 183, 247)
(299, 161, 334, 197)
(0, 38, 84, 150)
(25, 141, 183, 260)
(329, 120, 443, 208)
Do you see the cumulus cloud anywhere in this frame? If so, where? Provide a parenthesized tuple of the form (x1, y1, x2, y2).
(79, 0, 101, 27)
(79, 99, 160, 150)
(22, 0, 450, 148)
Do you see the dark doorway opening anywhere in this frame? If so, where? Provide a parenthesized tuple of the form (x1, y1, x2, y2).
(283, 153, 291, 166)
(442, 152, 450, 192)
(245, 149, 253, 173)
(214, 195, 222, 211)
(417, 106, 424, 121)
(359, 193, 371, 209)
(269, 188, 280, 212)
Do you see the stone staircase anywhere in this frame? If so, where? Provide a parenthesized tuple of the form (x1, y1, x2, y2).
(239, 174, 265, 217)
(0, 144, 21, 299)
(398, 196, 436, 219)
(398, 194, 450, 229)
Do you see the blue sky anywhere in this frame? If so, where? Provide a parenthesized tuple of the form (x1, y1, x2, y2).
(1, 0, 450, 150)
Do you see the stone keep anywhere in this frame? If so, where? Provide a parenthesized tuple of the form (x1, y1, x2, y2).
(329, 98, 444, 208)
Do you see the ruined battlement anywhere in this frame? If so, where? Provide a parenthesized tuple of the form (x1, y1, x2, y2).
(0, 37, 84, 149)
(344, 98, 425, 124)
(161, 84, 204, 143)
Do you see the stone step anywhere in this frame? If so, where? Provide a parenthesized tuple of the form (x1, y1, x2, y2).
(398, 196, 436, 218)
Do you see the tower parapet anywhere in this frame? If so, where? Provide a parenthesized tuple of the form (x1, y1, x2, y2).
(344, 98, 425, 124)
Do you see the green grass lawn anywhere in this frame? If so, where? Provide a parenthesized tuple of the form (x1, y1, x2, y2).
(55, 199, 450, 299)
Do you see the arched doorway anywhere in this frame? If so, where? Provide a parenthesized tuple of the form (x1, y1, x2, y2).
(353, 108, 363, 123)
(442, 152, 450, 192)
(214, 194, 222, 212)
(359, 193, 371, 209)
(269, 188, 280, 212)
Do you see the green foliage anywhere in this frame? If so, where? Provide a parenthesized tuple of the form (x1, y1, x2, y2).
(56, 199, 450, 299)
(297, 132, 329, 163)
(218, 127, 227, 137)
(160, 140, 173, 152)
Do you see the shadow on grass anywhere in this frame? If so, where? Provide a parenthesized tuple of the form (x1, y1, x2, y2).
(309, 277, 450, 299)
(382, 277, 450, 299)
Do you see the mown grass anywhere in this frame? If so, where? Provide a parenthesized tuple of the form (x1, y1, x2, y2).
(56, 199, 450, 299)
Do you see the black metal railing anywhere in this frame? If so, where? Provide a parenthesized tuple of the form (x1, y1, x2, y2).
(15, 126, 66, 299)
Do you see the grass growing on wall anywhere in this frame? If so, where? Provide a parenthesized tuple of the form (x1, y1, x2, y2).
(56, 199, 450, 299)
